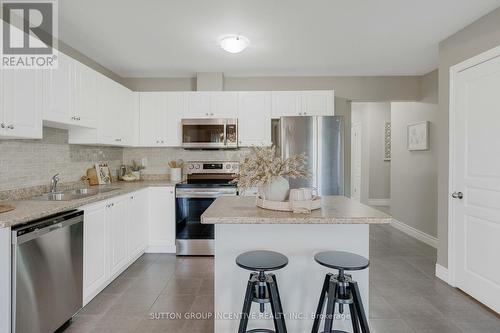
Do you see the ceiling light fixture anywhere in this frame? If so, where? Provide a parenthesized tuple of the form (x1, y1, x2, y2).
(219, 35, 250, 54)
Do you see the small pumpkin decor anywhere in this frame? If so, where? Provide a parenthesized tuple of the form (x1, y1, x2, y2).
(233, 146, 311, 202)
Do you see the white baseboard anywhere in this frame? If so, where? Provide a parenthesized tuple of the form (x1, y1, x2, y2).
(390, 218, 438, 248)
(435, 264, 449, 284)
(146, 245, 176, 254)
(368, 198, 390, 206)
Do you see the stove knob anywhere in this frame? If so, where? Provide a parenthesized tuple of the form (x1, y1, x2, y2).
(188, 164, 194, 169)
(226, 164, 231, 169)
(232, 164, 239, 170)
(195, 164, 200, 169)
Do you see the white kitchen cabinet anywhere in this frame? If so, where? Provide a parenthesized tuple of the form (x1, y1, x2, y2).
(271, 91, 301, 118)
(184, 92, 237, 118)
(42, 53, 97, 129)
(0, 69, 43, 139)
(210, 92, 238, 118)
(127, 189, 149, 259)
(147, 187, 176, 253)
(82, 201, 108, 304)
(301, 90, 334, 116)
(139, 92, 183, 147)
(238, 92, 272, 146)
(271, 90, 334, 117)
(108, 195, 129, 278)
(74, 61, 98, 128)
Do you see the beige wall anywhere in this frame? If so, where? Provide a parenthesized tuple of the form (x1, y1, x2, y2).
(437, 7, 500, 267)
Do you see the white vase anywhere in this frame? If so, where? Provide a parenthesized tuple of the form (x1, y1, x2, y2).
(259, 176, 290, 201)
(170, 168, 182, 182)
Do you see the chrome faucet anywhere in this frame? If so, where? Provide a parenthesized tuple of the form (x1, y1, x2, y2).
(50, 174, 60, 193)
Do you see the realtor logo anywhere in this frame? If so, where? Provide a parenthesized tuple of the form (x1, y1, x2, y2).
(1, 0, 58, 68)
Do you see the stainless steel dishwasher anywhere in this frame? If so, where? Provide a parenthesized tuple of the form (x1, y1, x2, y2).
(11, 210, 84, 333)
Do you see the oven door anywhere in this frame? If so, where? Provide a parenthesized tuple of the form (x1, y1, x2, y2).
(175, 187, 237, 255)
(182, 118, 227, 149)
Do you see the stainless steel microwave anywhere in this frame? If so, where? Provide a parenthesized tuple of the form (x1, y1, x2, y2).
(181, 118, 238, 149)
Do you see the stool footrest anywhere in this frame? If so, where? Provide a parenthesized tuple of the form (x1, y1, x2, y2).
(246, 329, 276, 333)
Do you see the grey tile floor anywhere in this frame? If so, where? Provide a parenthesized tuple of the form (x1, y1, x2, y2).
(65, 224, 499, 333)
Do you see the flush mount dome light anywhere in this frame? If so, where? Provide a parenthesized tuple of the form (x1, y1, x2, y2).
(219, 35, 250, 53)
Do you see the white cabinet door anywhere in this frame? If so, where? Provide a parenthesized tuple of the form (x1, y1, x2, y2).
(83, 201, 108, 304)
(117, 86, 137, 146)
(1, 69, 42, 139)
(302, 90, 334, 116)
(147, 187, 176, 253)
(74, 62, 98, 128)
(271, 91, 301, 117)
(238, 92, 272, 146)
(42, 52, 74, 125)
(127, 189, 149, 259)
(139, 92, 166, 146)
(185, 92, 211, 118)
(108, 195, 129, 277)
(211, 92, 238, 118)
(164, 92, 184, 146)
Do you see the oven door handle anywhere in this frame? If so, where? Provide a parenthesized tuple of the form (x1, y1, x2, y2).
(176, 191, 233, 198)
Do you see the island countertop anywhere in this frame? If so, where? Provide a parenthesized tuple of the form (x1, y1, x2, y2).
(201, 195, 391, 224)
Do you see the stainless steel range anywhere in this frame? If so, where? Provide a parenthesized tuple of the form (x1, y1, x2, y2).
(175, 161, 239, 256)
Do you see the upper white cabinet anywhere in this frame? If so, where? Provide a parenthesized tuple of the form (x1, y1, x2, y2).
(238, 92, 272, 147)
(42, 53, 97, 128)
(139, 92, 184, 147)
(184, 92, 237, 118)
(271, 90, 334, 117)
(0, 69, 43, 139)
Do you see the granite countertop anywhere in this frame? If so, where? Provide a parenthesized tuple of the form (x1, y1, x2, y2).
(0, 180, 181, 229)
(201, 196, 391, 224)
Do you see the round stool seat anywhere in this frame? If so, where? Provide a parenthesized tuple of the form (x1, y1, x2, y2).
(314, 251, 369, 271)
(236, 250, 288, 271)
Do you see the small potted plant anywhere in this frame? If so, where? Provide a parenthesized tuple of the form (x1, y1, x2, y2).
(233, 146, 311, 201)
(130, 160, 145, 180)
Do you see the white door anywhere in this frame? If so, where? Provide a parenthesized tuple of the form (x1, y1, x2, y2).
(238, 92, 272, 146)
(74, 62, 98, 128)
(83, 202, 108, 303)
(451, 53, 500, 313)
(185, 92, 211, 118)
(1, 69, 42, 139)
(147, 187, 176, 253)
(211, 92, 238, 118)
(271, 91, 301, 117)
(302, 90, 334, 116)
(164, 92, 185, 146)
(108, 196, 129, 277)
(127, 190, 149, 258)
(351, 122, 362, 201)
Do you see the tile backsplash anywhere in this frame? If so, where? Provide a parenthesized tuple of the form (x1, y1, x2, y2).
(0, 127, 123, 191)
(0, 127, 252, 193)
(123, 147, 250, 174)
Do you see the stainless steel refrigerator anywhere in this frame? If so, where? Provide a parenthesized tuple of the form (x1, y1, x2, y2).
(272, 116, 344, 196)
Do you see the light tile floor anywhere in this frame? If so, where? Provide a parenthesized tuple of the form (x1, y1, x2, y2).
(64, 224, 500, 333)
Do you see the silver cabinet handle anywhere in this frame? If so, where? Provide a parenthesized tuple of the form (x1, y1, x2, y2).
(452, 192, 464, 199)
(303, 112, 307, 115)
(299, 112, 302, 116)
(0, 123, 4, 128)
(7, 124, 14, 129)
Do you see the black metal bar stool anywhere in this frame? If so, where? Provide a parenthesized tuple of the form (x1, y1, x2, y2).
(236, 250, 288, 333)
(311, 251, 370, 333)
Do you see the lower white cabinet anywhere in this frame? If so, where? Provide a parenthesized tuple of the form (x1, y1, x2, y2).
(82, 201, 108, 303)
(147, 187, 176, 253)
(82, 186, 174, 305)
(127, 189, 149, 259)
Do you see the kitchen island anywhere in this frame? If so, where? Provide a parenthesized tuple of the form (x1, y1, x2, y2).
(201, 196, 391, 333)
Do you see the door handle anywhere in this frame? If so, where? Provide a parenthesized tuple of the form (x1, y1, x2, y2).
(452, 192, 464, 199)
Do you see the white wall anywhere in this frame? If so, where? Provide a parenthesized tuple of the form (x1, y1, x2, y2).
(391, 101, 438, 238)
(351, 103, 391, 205)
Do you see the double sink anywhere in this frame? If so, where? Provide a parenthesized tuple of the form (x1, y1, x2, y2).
(33, 187, 119, 201)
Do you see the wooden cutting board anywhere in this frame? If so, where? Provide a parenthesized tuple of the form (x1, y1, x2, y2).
(0, 204, 15, 214)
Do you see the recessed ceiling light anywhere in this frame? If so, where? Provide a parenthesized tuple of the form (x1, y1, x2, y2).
(219, 35, 250, 54)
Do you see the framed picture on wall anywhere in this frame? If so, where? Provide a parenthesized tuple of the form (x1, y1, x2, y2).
(407, 121, 430, 151)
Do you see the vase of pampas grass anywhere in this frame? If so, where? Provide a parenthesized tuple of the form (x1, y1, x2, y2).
(233, 146, 311, 202)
